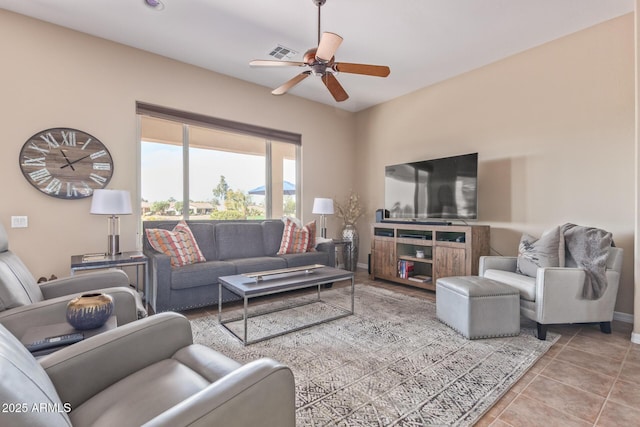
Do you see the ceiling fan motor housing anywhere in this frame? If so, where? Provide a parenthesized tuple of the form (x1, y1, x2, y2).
(304, 48, 335, 76)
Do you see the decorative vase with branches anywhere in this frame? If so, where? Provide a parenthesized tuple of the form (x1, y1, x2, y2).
(334, 191, 363, 271)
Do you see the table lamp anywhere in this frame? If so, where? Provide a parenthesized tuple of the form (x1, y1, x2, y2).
(90, 189, 132, 255)
(312, 197, 334, 238)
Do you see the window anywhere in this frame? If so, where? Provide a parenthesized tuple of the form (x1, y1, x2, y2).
(138, 103, 300, 221)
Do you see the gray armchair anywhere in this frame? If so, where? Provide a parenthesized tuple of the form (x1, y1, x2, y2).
(479, 247, 623, 340)
(0, 312, 295, 427)
(0, 222, 146, 338)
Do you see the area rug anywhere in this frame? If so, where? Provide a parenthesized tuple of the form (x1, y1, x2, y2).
(190, 284, 558, 426)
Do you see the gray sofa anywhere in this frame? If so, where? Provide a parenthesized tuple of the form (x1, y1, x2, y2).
(143, 220, 335, 313)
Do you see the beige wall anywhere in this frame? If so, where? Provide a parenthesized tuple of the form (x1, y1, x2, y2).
(0, 9, 356, 279)
(355, 14, 635, 315)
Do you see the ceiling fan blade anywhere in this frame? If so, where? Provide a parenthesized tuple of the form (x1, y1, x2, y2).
(250, 60, 306, 67)
(272, 72, 311, 95)
(316, 32, 343, 62)
(322, 73, 349, 102)
(333, 62, 391, 77)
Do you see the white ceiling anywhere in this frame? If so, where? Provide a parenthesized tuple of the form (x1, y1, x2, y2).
(0, 0, 634, 112)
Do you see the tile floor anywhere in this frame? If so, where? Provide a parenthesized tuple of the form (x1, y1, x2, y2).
(182, 270, 640, 427)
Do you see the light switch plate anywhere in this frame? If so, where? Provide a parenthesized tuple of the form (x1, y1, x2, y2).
(11, 216, 28, 228)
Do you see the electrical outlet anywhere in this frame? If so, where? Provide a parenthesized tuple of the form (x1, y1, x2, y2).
(11, 216, 28, 228)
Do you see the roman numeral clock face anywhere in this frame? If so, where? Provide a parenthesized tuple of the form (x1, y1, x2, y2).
(19, 128, 114, 199)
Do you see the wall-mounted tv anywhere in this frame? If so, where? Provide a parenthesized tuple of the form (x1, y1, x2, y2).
(384, 152, 478, 221)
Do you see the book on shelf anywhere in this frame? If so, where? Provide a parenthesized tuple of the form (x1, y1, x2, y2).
(397, 260, 414, 279)
(408, 275, 432, 283)
(82, 253, 106, 262)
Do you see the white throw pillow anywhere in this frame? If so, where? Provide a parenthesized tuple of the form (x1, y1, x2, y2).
(516, 226, 564, 277)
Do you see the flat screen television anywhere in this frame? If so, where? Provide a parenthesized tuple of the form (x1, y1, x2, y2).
(384, 152, 478, 220)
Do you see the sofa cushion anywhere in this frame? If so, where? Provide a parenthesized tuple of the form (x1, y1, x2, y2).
(262, 220, 285, 255)
(229, 257, 287, 274)
(216, 223, 265, 260)
(483, 269, 536, 301)
(186, 222, 217, 261)
(279, 251, 329, 268)
(516, 226, 564, 277)
(172, 344, 241, 382)
(70, 358, 210, 427)
(146, 221, 206, 268)
(171, 260, 237, 290)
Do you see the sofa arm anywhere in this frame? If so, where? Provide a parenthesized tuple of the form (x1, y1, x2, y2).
(535, 267, 619, 324)
(144, 358, 295, 427)
(316, 240, 336, 267)
(0, 287, 140, 338)
(479, 256, 517, 276)
(41, 312, 193, 409)
(145, 250, 173, 312)
(40, 270, 130, 299)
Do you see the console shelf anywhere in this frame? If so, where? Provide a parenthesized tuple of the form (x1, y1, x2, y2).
(370, 223, 490, 291)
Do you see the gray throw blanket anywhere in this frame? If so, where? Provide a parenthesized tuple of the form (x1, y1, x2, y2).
(561, 223, 613, 300)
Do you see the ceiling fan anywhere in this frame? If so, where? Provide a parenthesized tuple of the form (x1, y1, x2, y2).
(249, 0, 390, 102)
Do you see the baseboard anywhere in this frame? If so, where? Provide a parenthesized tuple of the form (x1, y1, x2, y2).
(632, 332, 640, 344)
(613, 311, 634, 324)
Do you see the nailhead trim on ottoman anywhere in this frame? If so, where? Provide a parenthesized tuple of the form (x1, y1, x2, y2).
(436, 276, 520, 339)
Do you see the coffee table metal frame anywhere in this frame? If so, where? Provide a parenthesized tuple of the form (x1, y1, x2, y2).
(218, 265, 355, 345)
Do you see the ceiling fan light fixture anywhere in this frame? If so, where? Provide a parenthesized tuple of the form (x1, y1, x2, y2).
(315, 32, 343, 62)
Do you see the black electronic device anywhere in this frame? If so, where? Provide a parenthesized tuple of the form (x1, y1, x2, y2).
(25, 332, 84, 353)
(398, 232, 427, 239)
(375, 209, 390, 222)
(384, 152, 478, 221)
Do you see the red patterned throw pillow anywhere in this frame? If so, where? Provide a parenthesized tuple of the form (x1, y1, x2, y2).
(278, 218, 315, 254)
(145, 220, 206, 268)
(305, 220, 317, 252)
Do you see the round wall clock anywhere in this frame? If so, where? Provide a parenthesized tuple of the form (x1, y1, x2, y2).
(19, 128, 114, 199)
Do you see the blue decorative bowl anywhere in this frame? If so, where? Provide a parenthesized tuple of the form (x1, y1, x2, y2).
(66, 293, 114, 330)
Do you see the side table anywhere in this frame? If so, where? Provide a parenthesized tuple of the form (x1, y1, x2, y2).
(70, 251, 148, 302)
(21, 316, 117, 357)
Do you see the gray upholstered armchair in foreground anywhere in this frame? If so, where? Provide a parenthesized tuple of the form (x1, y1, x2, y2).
(479, 247, 623, 340)
(0, 222, 146, 338)
(0, 312, 296, 427)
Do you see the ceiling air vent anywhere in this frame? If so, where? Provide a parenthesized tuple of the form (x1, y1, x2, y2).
(268, 45, 298, 60)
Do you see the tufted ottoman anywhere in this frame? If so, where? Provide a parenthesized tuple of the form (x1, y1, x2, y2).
(436, 276, 520, 339)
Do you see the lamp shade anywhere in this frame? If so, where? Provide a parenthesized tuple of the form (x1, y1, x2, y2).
(90, 189, 132, 215)
(312, 198, 334, 215)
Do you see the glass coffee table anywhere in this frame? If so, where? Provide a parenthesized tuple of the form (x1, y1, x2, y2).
(218, 265, 354, 345)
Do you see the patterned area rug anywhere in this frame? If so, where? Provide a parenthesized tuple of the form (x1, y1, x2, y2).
(191, 284, 557, 426)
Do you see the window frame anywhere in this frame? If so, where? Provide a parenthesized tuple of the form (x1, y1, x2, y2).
(136, 102, 301, 221)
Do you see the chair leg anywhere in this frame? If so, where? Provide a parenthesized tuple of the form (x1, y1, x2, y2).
(536, 323, 547, 340)
(599, 321, 612, 334)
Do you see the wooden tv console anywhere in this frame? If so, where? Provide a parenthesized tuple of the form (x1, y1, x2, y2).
(370, 222, 490, 291)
